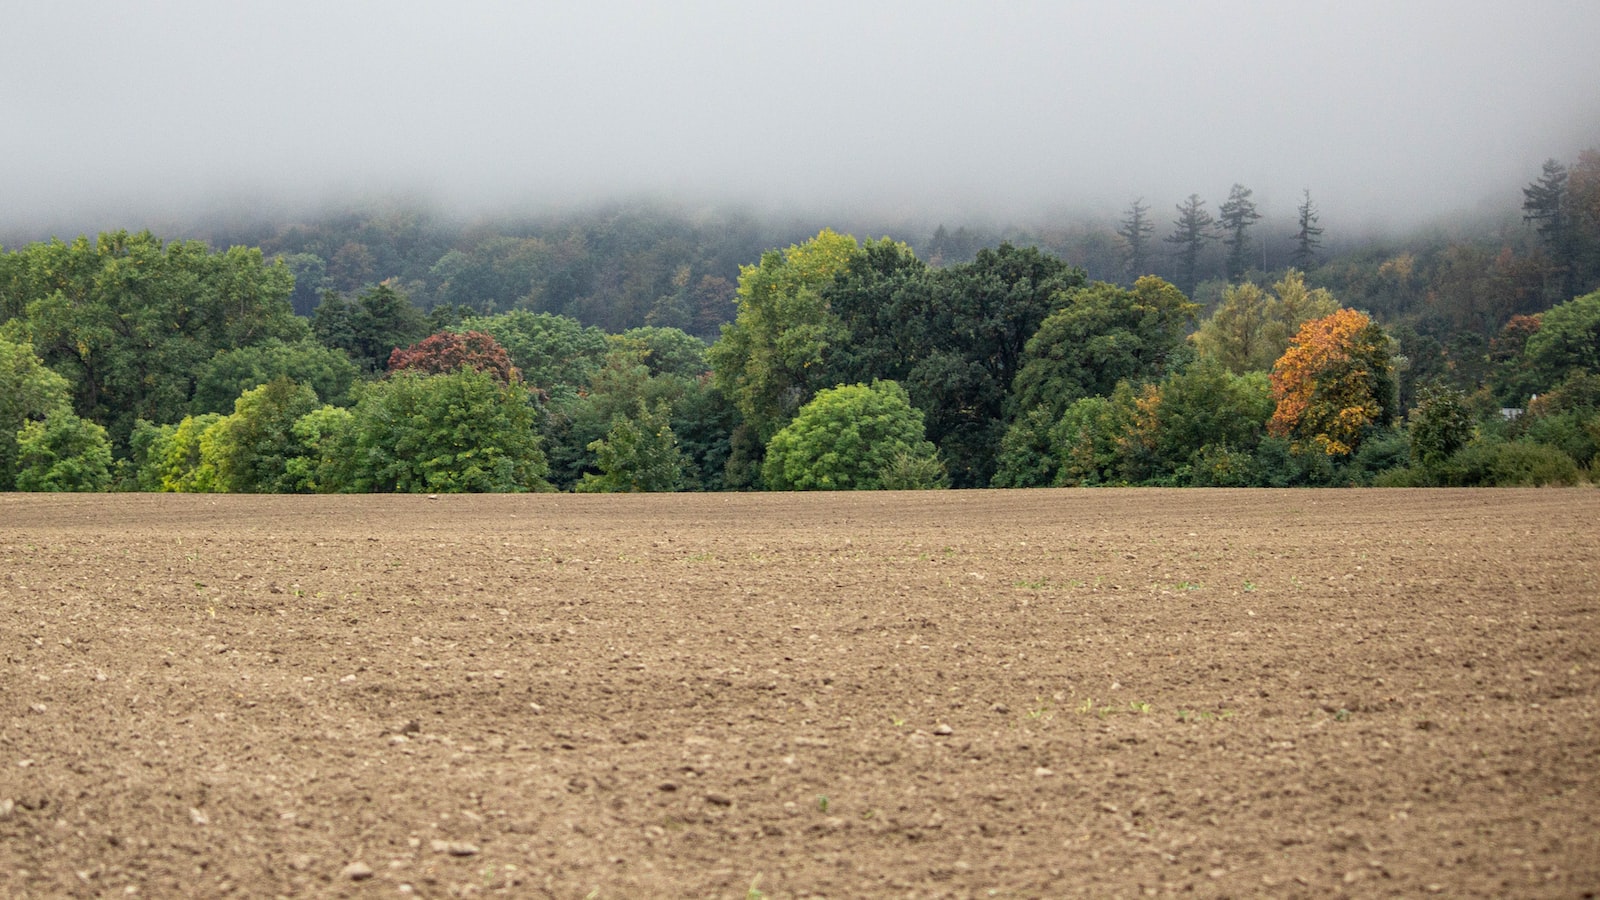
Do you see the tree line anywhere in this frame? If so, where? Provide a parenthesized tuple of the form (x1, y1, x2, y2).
(2, 153, 1598, 492)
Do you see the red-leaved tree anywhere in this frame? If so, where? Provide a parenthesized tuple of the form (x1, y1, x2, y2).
(387, 331, 519, 384)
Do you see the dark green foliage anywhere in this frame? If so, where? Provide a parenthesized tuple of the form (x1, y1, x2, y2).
(280, 252, 330, 316)
(1, 231, 306, 447)
(666, 380, 739, 491)
(14, 409, 113, 491)
(1291, 190, 1324, 271)
(1520, 290, 1600, 392)
(612, 327, 710, 379)
(1435, 438, 1582, 486)
(1141, 362, 1274, 483)
(992, 407, 1061, 488)
(191, 340, 358, 414)
(457, 310, 609, 400)
(1347, 429, 1413, 484)
(1516, 372, 1600, 468)
(1408, 387, 1476, 469)
(1049, 393, 1131, 486)
(915, 244, 1085, 486)
(1117, 198, 1156, 283)
(1009, 276, 1198, 422)
(1218, 184, 1262, 282)
(576, 400, 686, 493)
(1017, 361, 1273, 488)
(312, 284, 429, 374)
(347, 370, 549, 493)
(208, 378, 322, 493)
(1165, 194, 1215, 297)
(0, 337, 73, 489)
(1488, 314, 1544, 407)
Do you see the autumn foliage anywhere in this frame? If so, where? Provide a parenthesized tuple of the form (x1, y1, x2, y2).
(1268, 309, 1395, 456)
(387, 331, 519, 384)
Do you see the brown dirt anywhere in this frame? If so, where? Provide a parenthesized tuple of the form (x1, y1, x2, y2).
(1, 489, 1597, 898)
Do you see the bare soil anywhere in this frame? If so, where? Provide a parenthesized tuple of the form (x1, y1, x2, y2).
(1, 489, 1597, 898)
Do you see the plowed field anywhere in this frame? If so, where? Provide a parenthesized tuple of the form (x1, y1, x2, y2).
(2, 489, 1597, 898)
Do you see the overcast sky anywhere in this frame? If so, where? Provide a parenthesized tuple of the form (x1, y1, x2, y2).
(5, 1, 1599, 234)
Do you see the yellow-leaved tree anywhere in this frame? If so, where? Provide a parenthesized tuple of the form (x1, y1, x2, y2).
(1268, 308, 1396, 456)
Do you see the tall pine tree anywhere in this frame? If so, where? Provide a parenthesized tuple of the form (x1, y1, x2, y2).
(1523, 158, 1575, 298)
(1117, 198, 1155, 284)
(1164, 194, 1215, 298)
(1218, 184, 1262, 282)
(1290, 189, 1324, 271)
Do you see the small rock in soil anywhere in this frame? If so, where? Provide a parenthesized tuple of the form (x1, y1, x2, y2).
(934, 724, 954, 735)
(342, 862, 374, 881)
(430, 839, 480, 857)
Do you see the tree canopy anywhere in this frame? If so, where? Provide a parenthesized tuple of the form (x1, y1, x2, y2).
(762, 381, 945, 491)
(1269, 308, 1397, 456)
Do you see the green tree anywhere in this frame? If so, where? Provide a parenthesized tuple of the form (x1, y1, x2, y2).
(1194, 270, 1339, 374)
(1519, 289, 1600, 392)
(1523, 158, 1577, 299)
(761, 381, 945, 491)
(708, 229, 860, 446)
(1518, 372, 1600, 470)
(1134, 359, 1274, 484)
(1218, 184, 1262, 282)
(1009, 275, 1198, 421)
(456, 310, 610, 401)
(1050, 392, 1134, 486)
(612, 326, 710, 379)
(1407, 386, 1476, 469)
(992, 405, 1062, 488)
(2, 231, 306, 447)
(1165, 194, 1215, 297)
(13, 409, 113, 492)
(312, 283, 428, 373)
(280, 252, 330, 316)
(908, 243, 1085, 487)
(0, 337, 73, 489)
(347, 370, 549, 493)
(575, 400, 686, 493)
(540, 334, 711, 491)
(151, 413, 226, 492)
(191, 339, 358, 414)
(1193, 282, 1270, 373)
(284, 405, 358, 493)
(207, 378, 323, 493)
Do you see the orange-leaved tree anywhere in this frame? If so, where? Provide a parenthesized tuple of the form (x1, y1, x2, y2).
(1268, 308, 1396, 456)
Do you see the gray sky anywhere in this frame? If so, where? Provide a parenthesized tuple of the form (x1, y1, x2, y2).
(5, 1, 1599, 233)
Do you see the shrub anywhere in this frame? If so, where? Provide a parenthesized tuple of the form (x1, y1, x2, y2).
(1438, 439, 1581, 486)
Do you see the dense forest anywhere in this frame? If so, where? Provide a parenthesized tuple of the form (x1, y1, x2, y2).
(2, 150, 1598, 493)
